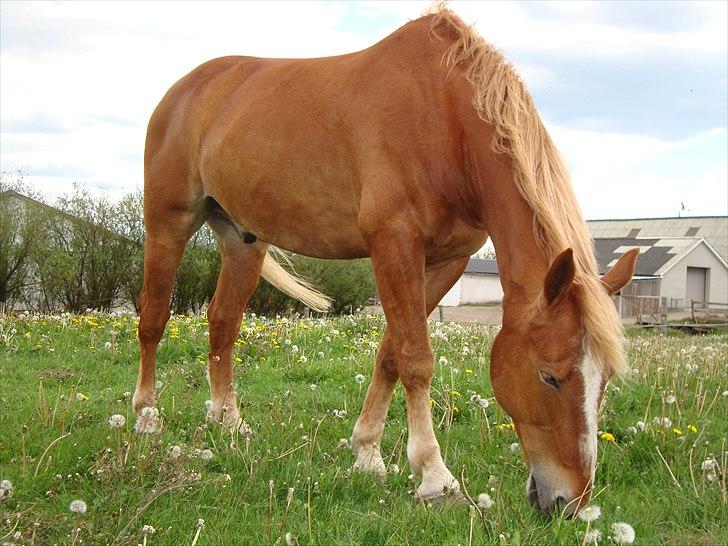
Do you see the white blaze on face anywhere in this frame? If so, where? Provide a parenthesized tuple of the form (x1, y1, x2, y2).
(579, 349, 602, 483)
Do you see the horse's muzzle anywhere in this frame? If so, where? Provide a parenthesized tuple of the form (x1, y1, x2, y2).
(527, 471, 581, 517)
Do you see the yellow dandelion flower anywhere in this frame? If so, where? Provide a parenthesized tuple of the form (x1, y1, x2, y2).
(600, 432, 615, 442)
(451, 389, 461, 398)
(687, 424, 698, 433)
(672, 428, 683, 436)
(429, 398, 435, 408)
(465, 369, 473, 374)
(453, 406, 460, 414)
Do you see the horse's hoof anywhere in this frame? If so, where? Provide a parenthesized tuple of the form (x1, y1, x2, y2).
(225, 416, 252, 439)
(352, 458, 387, 478)
(414, 479, 462, 505)
(134, 407, 161, 434)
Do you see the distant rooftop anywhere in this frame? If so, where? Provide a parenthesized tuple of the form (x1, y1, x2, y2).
(588, 216, 727, 261)
(593, 237, 725, 277)
(465, 258, 498, 275)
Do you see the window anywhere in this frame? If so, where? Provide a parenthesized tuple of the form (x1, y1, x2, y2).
(685, 227, 699, 236)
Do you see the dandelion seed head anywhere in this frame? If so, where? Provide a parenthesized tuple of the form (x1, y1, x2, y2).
(169, 445, 182, 459)
(0, 480, 12, 492)
(108, 414, 126, 429)
(701, 458, 717, 471)
(665, 394, 676, 404)
(69, 499, 87, 514)
(354, 373, 365, 384)
(200, 449, 214, 462)
(509, 442, 520, 453)
(141, 525, 156, 535)
(653, 416, 672, 428)
(388, 464, 400, 475)
(578, 505, 602, 522)
(585, 529, 602, 544)
(611, 522, 635, 544)
(285, 532, 297, 546)
(196, 518, 205, 529)
(477, 492, 494, 509)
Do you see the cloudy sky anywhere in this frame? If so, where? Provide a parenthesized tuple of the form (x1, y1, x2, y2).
(1, 0, 726, 219)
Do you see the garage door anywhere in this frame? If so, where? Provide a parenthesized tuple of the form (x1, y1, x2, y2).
(686, 267, 707, 305)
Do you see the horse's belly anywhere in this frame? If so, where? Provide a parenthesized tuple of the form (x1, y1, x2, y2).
(209, 176, 368, 260)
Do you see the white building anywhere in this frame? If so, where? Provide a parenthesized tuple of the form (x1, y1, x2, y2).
(594, 236, 728, 317)
(439, 258, 503, 306)
(437, 217, 728, 317)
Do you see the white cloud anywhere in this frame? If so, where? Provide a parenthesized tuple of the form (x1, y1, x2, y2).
(549, 125, 728, 219)
(1, 0, 725, 220)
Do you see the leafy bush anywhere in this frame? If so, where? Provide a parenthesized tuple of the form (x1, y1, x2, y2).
(2, 180, 376, 315)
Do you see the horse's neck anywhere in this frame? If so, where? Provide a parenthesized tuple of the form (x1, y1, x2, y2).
(475, 153, 548, 311)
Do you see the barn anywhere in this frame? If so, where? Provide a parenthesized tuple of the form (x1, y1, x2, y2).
(593, 237, 728, 317)
(437, 217, 728, 317)
(588, 217, 728, 318)
(439, 258, 502, 306)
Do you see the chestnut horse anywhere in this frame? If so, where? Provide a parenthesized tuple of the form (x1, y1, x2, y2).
(132, 7, 638, 513)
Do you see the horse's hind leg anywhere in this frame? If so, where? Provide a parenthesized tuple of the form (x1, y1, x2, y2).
(205, 215, 266, 436)
(351, 257, 468, 476)
(132, 201, 204, 432)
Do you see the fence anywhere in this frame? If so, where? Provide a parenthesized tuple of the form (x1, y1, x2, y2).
(615, 294, 660, 319)
(691, 300, 728, 323)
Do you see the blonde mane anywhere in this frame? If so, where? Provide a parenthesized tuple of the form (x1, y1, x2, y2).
(429, 6, 628, 377)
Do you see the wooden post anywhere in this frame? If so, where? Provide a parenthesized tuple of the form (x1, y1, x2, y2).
(438, 305, 444, 322)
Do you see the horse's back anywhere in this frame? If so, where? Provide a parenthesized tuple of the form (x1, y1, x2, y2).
(144, 15, 479, 258)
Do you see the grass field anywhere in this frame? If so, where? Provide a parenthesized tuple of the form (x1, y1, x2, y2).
(0, 312, 726, 545)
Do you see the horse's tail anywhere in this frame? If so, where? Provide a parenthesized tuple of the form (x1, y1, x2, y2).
(261, 252, 332, 313)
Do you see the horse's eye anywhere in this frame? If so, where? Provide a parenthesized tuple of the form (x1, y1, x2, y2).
(539, 370, 559, 388)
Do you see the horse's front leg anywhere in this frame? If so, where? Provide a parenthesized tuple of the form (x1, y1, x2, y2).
(351, 257, 469, 479)
(366, 232, 462, 501)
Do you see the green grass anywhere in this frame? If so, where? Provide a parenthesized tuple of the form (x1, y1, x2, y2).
(0, 313, 726, 545)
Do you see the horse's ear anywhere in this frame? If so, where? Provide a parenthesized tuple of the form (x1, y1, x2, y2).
(544, 248, 576, 307)
(601, 248, 639, 295)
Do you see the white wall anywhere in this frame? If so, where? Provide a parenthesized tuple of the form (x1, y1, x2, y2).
(460, 273, 504, 304)
(661, 242, 728, 308)
(439, 278, 462, 306)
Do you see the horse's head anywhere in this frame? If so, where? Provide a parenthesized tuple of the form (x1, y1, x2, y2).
(490, 248, 637, 515)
